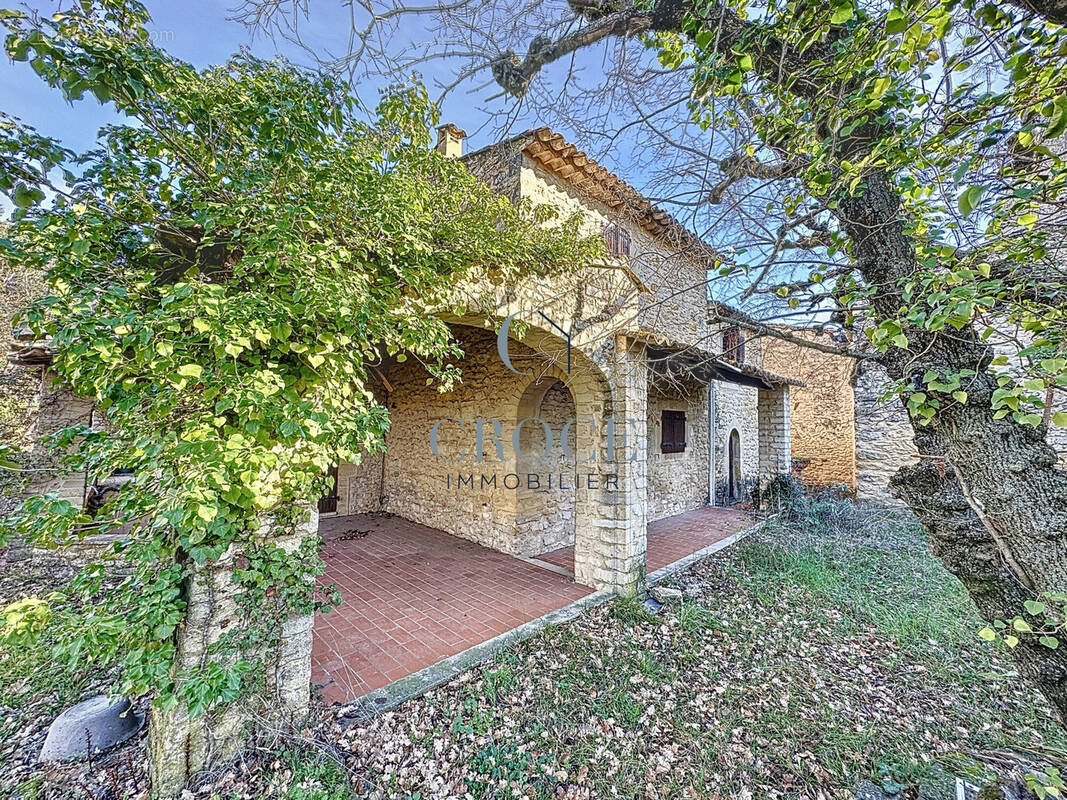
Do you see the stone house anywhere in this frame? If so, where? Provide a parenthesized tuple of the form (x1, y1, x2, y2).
(17, 124, 800, 595)
(257, 124, 800, 593)
(9, 125, 806, 790)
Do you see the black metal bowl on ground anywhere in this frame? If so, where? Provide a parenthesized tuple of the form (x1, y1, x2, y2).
(39, 695, 144, 762)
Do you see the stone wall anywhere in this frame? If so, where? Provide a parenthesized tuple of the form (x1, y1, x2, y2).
(369, 326, 538, 552)
(712, 379, 760, 504)
(853, 360, 918, 504)
(26, 371, 93, 508)
(516, 160, 710, 349)
(646, 383, 710, 521)
(761, 333, 857, 490)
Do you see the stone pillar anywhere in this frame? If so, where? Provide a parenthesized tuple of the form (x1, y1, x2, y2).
(148, 509, 317, 797)
(757, 385, 792, 495)
(573, 335, 647, 595)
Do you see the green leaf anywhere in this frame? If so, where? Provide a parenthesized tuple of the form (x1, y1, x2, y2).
(13, 183, 44, 208)
(177, 364, 202, 378)
(958, 185, 985, 217)
(1047, 95, 1067, 138)
(884, 7, 909, 33)
(1024, 600, 1047, 616)
(1052, 412, 1067, 428)
(978, 627, 997, 641)
(831, 2, 854, 23)
(869, 76, 892, 100)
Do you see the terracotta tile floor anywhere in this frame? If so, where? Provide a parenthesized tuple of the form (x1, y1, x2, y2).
(312, 513, 592, 704)
(535, 505, 753, 573)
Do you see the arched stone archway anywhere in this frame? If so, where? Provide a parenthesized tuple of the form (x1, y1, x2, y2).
(488, 323, 649, 594)
(327, 314, 648, 595)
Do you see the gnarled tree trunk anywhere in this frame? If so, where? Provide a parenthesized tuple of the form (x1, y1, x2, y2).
(891, 432, 1067, 723)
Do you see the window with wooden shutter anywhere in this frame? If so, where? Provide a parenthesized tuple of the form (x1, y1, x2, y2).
(318, 464, 339, 513)
(722, 326, 745, 364)
(661, 410, 687, 454)
(602, 223, 631, 258)
(602, 222, 617, 254)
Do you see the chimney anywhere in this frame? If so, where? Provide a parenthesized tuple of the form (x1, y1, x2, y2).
(435, 123, 467, 158)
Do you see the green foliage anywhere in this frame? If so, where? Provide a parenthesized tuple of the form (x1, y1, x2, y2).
(0, 0, 597, 714)
(1027, 766, 1067, 799)
(270, 746, 353, 800)
(657, 0, 1067, 427)
(609, 595, 657, 625)
(979, 591, 1067, 653)
(0, 260, 43, 505)
(0, 594, 55, 641)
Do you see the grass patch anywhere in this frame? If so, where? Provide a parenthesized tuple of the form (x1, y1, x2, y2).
(264, 746, 352, 800)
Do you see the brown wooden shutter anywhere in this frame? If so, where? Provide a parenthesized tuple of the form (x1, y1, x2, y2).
(602, 223, 630, 257)
(661, 410, 686, 453)
(318, 464, 339, 513)
(602, 222, 617, 254)
(723, 327, 744, 364)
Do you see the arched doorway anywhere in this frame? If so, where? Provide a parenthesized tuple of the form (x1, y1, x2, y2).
(515, 378, 577, 555)
(728, 429, 742, 502)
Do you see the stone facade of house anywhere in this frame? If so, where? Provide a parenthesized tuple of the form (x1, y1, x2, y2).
(19, 125, 798, 790)
(646, 383, 711, 522)
(762, 332, 858, 491)
(310, 129, 795, 581)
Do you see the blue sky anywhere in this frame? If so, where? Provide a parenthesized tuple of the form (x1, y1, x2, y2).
(1, 1, 560, 159)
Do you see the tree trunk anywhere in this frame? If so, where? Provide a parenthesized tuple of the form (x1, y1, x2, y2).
(148, 512, 317, 797)
(890, 433, 1067, 724)
(838, 171, 1067, 721)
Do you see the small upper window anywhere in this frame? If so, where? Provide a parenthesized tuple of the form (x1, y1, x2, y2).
(661, 409, 687, 454)
(602, 222, 631, 258)
(722, 326, 745, 364)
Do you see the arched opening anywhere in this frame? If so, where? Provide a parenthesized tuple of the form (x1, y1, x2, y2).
(515, 378, 578, 556)
(728, 429, 742, 503)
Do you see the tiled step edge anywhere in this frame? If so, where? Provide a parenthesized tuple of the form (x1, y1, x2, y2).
(332, 588, 614, 725)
